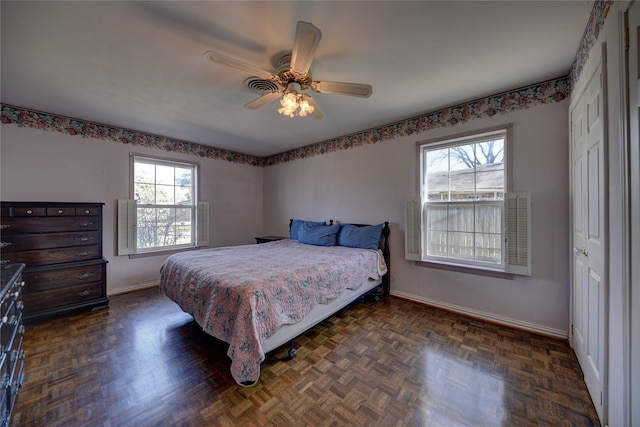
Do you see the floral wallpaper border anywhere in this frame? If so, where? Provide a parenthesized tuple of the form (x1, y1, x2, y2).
(264, 77, 569, 166)
(0, 107, 265, 167)
(0, 76, 569, 168)
(569, 0, 613, 89)
(0, 1, 608, 168)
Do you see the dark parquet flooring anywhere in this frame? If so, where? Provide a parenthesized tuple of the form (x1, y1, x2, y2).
(12, 287, 600, 427)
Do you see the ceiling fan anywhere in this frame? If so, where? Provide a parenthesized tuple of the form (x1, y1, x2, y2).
(204, 21, 373, 118)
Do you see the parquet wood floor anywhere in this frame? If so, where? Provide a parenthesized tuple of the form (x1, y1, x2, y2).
(12, 287, 600, 426)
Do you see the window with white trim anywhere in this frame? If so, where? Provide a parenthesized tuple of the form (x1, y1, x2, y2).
(406, 126, 531, 275)
(118, 154, 208, 255)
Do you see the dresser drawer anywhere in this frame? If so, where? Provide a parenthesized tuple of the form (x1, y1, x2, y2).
(8, 206, 47, 217)
(0, 285, 22, 362)
(1, 231, 101, 253)
(9, 352, 25, 400)
(0, 280, 21, 309)
(1, 216, 100, 234)
(47, 207, 77, 216)
(2, 313, 24, 369)
(75, 207, 100, 216)
(46, 206, 100, 217)
(6, 333, 25, 385)
(0, 383, 7, 421)
(23, 263, 105, 293)
(0, 301, 19, 354)
(1, 245, 101, 267)
(23, 281, 105, 313)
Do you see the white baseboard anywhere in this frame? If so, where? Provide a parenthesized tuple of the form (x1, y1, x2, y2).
(108, 281, 158, 296)
(390, 290, 568, 339)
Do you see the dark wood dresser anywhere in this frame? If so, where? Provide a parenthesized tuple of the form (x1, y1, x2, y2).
(0, 202, 108, 322)
(0, 263, 26, 426)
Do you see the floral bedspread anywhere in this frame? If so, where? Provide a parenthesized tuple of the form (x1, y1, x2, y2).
(159, 239, 387, 386)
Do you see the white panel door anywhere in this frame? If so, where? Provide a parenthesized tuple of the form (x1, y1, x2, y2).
(628, 1, 640, 423)
(570, 57, 606, 422)
(571, 90, 587, 371)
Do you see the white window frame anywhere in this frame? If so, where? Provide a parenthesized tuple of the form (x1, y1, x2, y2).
(406, 124, 530, 276)
(118, 153, 208, 256)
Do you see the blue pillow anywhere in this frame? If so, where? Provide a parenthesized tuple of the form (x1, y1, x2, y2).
(337, 224, 383, 250)
(290, 220, 326, 240)
(298, 223, 340, 247)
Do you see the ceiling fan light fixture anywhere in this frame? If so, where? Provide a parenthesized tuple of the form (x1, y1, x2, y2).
(205, 21, 368, 119)
(298, 98, 314, 117)
(278, 91, 298, 117)
(278, 83, 314, 118)
(281, 91, 298, 109)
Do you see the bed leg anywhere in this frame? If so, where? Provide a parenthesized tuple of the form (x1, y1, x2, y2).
(288, 340, 297, 359)
(364, 293, 381, 302)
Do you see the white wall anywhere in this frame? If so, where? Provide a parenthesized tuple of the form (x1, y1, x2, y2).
(0, 124, 264, 294)
(264, 100, 570, 336)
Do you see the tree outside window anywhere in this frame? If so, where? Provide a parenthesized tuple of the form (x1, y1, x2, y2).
(133, 156, 196, 251)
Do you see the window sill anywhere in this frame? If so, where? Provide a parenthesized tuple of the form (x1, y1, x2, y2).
(128, 245, 206, 259)
(414, 260, 515, 280)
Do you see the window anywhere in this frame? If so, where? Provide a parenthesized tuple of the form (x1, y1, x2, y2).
(118, 154, 208, 256)
(406, 125, 531, 275)
(423, 130, 506, 267)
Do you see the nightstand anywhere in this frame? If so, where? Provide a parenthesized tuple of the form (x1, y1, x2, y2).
(255, 235, 287, 244)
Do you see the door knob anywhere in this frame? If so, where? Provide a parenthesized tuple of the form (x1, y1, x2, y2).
(573, 247, 589, 257)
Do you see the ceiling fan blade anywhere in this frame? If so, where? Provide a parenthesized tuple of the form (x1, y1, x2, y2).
(204, 51, 277, 81)
(290, 21, 322, 74)
(243, 91, 282, 109)
(307, 96, 324, 119)
(312, 81, 373, 98)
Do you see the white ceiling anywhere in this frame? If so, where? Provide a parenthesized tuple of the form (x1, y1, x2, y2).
(1, 1, 593, 157)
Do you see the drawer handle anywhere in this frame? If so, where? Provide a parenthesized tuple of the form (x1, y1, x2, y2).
(26, 209, 33, 215)
(0, 224, 10, 229)
(75, 251, 93, 257)
(19, 281, 25, 287)
(83, 209, 91, 214)
(78, 289, 94, 297)
(77, 272, 94, 280)
(57, 209, 64, 214)
(0, 242, 11, 248)
(75, 235, 94, 242)
(78, 222, 94, 227)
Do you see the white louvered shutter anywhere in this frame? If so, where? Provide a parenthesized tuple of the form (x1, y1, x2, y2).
(405, 198, 423, 261)
(117, 199, 137, 255)
(505, 193, 532, 276)
(196, 201, 209, 247)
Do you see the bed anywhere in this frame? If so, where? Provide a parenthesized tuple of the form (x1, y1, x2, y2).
(159, 220, 390, 386)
